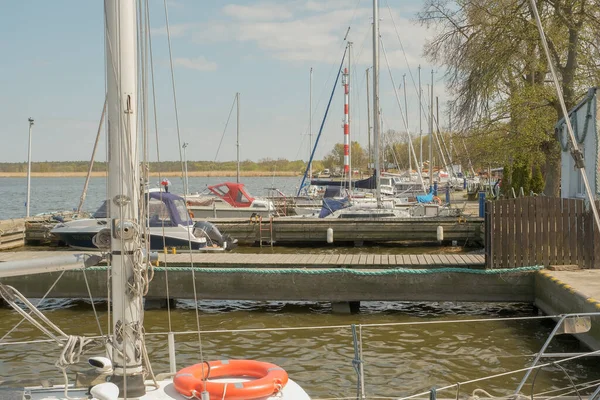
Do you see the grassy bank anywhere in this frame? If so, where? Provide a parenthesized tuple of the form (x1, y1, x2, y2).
(0, 171, 301, 178)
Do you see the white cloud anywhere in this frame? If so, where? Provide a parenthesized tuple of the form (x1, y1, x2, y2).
(151, 22, 195, 37)
(173, 56, 217, 71)
(183, 2, 432, 69)
(222, 3, 293, 21)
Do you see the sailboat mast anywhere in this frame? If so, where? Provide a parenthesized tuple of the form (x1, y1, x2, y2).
(372, 0, 381, 207)
(366, 68, 371, 170)
(403, 73, 410, 172)
(429, 70, 434, 188)
(236, 92, 240, 184)
(342, 44, 352, 187)
(105, 0, 144, 394)
(309, 68, 313, 181)
(26, 117, 34, 218)
(418, 65, 422, 171)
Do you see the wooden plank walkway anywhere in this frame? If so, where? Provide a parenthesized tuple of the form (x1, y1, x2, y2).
(0, 251, 485, 269)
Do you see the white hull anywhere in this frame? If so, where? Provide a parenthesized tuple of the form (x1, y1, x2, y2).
(188, 205, 273, 219)
(25, 377, 311, 399)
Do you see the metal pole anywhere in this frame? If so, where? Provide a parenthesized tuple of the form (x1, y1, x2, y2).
(309, 68, 313, 181)
(26, 117, 34, 218)
(106, 0, 144, 393)
(236, 92, 240, 184)
(182, 142, 189, 194)
(403, 73, 410, 171)
(429, 70, 434, 188)
(348, 42, 352, 192)
(418, 65, 422, 170)
(77, 97, 107, 214)
(373, 0, 381, 207)
(366, 68, 371, 170)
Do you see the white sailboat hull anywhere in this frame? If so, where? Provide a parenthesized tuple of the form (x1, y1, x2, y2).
(24, 377, 311, 399)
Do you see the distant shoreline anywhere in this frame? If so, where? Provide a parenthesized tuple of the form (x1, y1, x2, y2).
(0, 171, 301, 178)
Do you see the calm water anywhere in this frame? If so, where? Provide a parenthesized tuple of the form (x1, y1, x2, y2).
(0, 176, 300, 220)
(0, 301, 599, 398)
(1, 177, 599, 397)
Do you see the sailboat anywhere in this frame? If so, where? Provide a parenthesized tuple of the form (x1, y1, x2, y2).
(184, 93, 277, 219)
(2, 0, 310, 398)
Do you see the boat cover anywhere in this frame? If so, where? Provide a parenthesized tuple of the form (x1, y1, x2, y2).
(319, 197, 351, 218)
(310, 173, 376, 190)
(148, 191, 193, 226)
(416, 189, 434, 203)
(208, 182, 255, 208)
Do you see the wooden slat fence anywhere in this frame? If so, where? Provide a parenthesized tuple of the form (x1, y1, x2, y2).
(485, 197, 600, 269)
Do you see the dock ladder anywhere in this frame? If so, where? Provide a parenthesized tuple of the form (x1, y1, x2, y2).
(258, 215, 274, 247)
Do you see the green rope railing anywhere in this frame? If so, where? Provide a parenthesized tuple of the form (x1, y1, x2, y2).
(83, 265, 543, 275)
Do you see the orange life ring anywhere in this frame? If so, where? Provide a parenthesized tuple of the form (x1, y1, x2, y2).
(174, 359, 288, 400)
(432, 196, 442, 205)
(189, 211, 195, 219)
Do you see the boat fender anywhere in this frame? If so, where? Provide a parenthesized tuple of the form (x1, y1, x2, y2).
(90, 382, 119, 400)
(436, 226, 444, 241)
(327, 227, 334, 244)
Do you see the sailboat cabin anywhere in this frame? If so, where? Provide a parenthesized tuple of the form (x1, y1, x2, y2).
(557, 87, 600, 200)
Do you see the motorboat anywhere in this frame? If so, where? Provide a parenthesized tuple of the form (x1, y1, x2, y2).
(51, 191, 237, 251)
(185, 181, 276, 218)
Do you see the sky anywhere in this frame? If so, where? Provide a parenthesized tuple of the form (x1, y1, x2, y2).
(0, 0, 450, 164)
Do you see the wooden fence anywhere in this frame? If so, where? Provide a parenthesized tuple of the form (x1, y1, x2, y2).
(485, 197, 600, 269)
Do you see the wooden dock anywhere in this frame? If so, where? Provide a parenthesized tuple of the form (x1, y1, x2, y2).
(200, 216, 484, 246)
(158, 252, 486, 268)
(0, 250, 486, 269)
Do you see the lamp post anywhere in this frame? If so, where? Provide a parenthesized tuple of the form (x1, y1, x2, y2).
(26, 117, 34, 218)
(182, 142, 189, 195)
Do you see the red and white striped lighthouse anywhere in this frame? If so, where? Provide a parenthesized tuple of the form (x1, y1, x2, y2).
(342, 67, 350, 175)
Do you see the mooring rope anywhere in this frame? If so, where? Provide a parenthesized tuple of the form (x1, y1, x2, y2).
(82, 265, 543, 275)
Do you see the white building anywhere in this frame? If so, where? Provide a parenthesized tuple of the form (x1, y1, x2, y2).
(557, 87, 599, 199)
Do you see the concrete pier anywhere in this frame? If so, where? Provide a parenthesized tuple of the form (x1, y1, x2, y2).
(535, 269, 600, 350)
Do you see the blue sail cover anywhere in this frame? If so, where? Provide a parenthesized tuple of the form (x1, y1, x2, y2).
(319, 197, 351, 218)
(416, 188, 434, 203)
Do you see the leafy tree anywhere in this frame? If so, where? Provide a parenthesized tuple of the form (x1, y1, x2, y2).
(418, 0, 600, 196)
(322, 141, 367, 173)
(530, 165, 545, 194)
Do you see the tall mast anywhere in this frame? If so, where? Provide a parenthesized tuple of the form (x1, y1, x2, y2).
(366, 68, 372, 171)
(418, 65, 422, 171)
(429, 70, 434, 188)
(236, 92, 240, 183)
(342, 43, 352, 190)
(26, 117, 34, 218)
(403, 73, 410, 172)
(372, 0, 381, 207)
(105, 0, 144, 394)
(309, 68, 313, 181)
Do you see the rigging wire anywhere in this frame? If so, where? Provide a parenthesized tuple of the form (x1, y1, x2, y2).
(214, 94, 238, 162)
(379, 36, 426, 192)
(161, 0, 208, 382)
(383, 0, 455, 177)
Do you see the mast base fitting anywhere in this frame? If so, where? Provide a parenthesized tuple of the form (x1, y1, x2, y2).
(107, 373, 146, 397)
